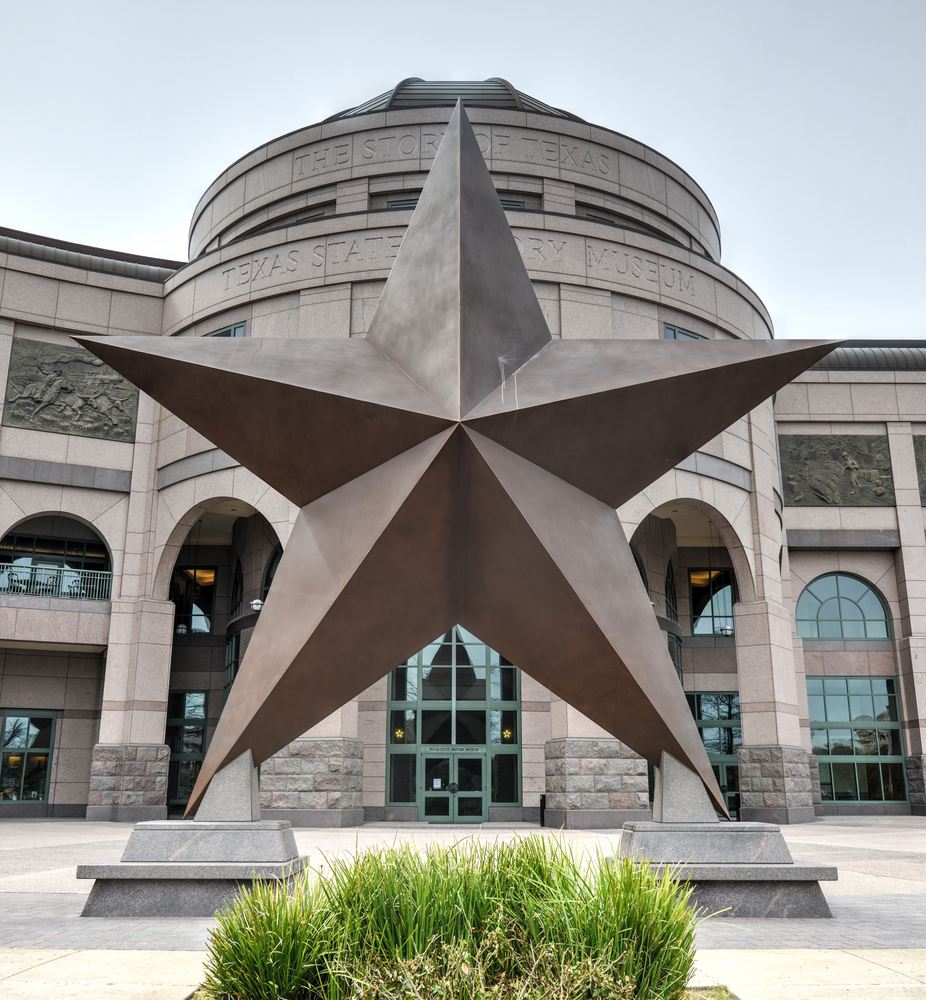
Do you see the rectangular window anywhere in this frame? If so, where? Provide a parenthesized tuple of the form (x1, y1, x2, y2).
(166, 691, 208, 805)
(169, 566, 217, 634)
(807, 676, 906, 802)
(664, 324, 706, 340)
(689, 568, 736, 635)
(1, 710, 56, 803)
(685, 692, 740, 816)
(206, 322, 246, 338)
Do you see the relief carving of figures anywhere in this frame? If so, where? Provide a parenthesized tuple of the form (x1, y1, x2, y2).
(779, 434, 894, 507)
(2, 339, 138, 443)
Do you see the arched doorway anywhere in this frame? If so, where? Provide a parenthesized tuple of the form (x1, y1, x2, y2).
(386, 626, 521, 823)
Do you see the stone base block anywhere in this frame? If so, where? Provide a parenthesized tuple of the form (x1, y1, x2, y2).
(382, 806, 418, 823)
(77, 859, 307, 917)
(259, 738, 364, 824)
(620, 822, 793, 863)
(121, 820, 299, 863)
(87, 744, 169, 822)
(736, 746, 814, 825)
(545, 738, 649, 829)
(260, 807, 363, 828)
(545, 808, 651, 829)
(738, 805, 817, 825)
(652, 861, 837, 918)
(819, 802, 912, 817)
(86, 804, 168, 823)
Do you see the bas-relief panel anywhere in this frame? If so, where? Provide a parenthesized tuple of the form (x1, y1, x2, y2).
(779, 435, 894, 507)
(2, 339, 138, 443)
(913, 437, 926, 507)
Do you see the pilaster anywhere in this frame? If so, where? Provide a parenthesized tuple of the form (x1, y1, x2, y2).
(886, 425, 926, 769)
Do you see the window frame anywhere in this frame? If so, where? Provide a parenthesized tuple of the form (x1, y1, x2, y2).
(664, 323, 706, 340)
(796, 573, 891, 641)
(386, 627, 522, 809)
(1, 709, 57, 804)
(166, 691, 208, 806)
(261, 544, 282, 601)
(205, 322, 246, 338)
(806, 675, 907, 803)
(688, 567, 737, 636)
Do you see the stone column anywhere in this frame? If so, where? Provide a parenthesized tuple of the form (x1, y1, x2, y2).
(734, 600, 814, 823)
(87, 598, 175, 822)
(886, 424, 926, 811)
(734, 400, 814, 823)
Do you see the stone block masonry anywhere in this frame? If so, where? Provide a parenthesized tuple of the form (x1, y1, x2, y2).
(907, 755, 926, 816)
(86, 744, 169, 823)
(544, 738, 651, 829)
(260, 737, 364, 827)
(737, 745, 815, 824)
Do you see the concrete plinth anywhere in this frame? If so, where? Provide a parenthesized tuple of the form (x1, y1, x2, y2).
(78, 750, 308, 917)
(620, 821, 793, 863)
(651, 861, 836, 918)
(120, 820, 299, 863)
(78, 858, 306, 917)
(619, 753, 837, 917)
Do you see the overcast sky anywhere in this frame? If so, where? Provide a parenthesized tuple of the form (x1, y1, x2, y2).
(1, 0, 922, 341)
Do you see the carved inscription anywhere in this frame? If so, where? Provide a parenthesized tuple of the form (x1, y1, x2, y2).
(586, 243, 694, 294)
(3, 339, 138, 443)
(293, 128, 612, 180)
(779, 435, 894, 507)
(912, 436, 926, 506)
(220, 234, 571, 293)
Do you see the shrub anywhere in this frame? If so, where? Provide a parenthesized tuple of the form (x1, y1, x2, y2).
(200, 836, 696, 1000)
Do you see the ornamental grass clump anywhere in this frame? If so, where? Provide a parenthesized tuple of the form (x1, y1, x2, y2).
(200, 836, 696, 1000)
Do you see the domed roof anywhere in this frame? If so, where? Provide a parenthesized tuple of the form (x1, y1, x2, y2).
(325, 77, 585, 123)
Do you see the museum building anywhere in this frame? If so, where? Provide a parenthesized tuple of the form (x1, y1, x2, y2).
(0, 78, 923, 827)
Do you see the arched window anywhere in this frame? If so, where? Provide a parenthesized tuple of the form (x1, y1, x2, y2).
(665, 560, 678, 624)
(0, 516, 110, 600)
(796, 574, 890, 640)
(261, 544, 282, 600)
(230, 559, 243, 621)
(630, 542, 648, 593)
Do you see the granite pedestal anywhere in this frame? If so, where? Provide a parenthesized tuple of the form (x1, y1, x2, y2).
(619, 752, 838, 917)
(78, 750, 308, 917)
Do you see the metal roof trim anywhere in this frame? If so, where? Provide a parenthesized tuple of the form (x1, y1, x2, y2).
(811, 342, 926, 370)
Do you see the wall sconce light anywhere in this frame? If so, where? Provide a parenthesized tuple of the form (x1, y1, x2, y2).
(175, 623, 188, 635)
(719, 625, 734, 637)
(249, 599, 264, 613)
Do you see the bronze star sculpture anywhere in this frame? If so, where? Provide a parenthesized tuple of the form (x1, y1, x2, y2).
(76, 103, 835, 817)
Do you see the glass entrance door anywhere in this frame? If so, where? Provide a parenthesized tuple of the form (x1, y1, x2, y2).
(421, 752, 487, 822)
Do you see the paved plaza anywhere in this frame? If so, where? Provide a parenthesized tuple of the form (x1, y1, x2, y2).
(0, 816, 923, 999)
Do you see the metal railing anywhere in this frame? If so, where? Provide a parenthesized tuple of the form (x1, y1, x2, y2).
(0, 566, 112, 601)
